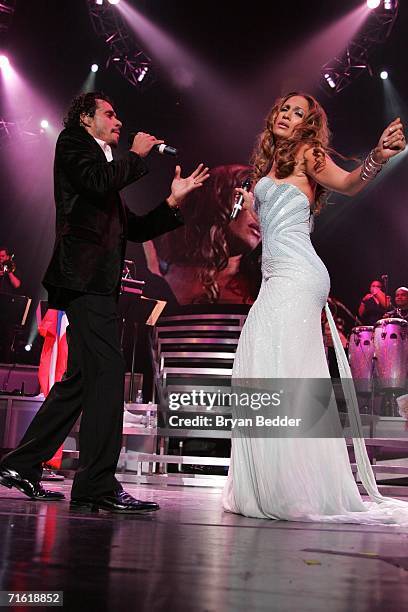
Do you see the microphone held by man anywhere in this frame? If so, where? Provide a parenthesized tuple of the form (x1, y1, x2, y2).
(128, 131, 178, 157)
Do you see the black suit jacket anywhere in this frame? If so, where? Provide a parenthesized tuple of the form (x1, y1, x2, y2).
(43, 127, 183, 303)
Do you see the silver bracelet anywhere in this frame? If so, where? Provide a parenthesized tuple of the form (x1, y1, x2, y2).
(360, 150, 387, 182)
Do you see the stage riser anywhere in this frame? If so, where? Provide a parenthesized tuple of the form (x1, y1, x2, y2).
(0, 397, 155, 453)
(0, 397, 79, 451)
(0, 365, 142, 402)
(1, 394, 407, 451)
(0, 364, 40, 396)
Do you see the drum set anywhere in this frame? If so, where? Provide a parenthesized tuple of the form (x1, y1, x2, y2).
(348, 318, 408, 416)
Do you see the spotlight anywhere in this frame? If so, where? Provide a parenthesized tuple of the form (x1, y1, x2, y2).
(108, 0, 121, 4)
(95, 0, 103, 4)
(137, 67, 149, 82)
(324, 73, 336, 89)
(0, 55, 10, 69)
(384, 0, 392, 8)
(91, 63, 99, 73)
(380, 70, 388, 80)
(40, 119, 49, 129)
(24, 344, 32, 352)
(366, 0, 381, 8)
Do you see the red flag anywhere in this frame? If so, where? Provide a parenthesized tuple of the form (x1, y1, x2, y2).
(38, 309, 69, 469)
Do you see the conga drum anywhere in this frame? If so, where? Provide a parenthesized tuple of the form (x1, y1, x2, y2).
(373, 318, 408, 390)
(348, 326, 375, 394)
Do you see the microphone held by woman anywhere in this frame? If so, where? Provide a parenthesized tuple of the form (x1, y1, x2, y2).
(230, 177, 252, 220)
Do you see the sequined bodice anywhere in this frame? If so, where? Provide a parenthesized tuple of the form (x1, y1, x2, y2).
(254, 177, 328, 296)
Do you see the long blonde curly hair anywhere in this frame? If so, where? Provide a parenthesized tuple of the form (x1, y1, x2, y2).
(251, 91, 332, 214)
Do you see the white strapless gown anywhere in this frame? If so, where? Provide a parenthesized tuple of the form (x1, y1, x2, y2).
(222, 177, 408, 525)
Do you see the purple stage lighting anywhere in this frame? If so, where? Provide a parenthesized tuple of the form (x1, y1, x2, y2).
(137, 67, 148, 82)
(0, 54, 10, 69)
(324, 73, 336, 89)
(0, 54, 12, 80)
(108, 0, 121, 5)
(366, 0, 381, 8)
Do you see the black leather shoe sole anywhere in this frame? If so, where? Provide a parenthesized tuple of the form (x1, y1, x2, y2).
(70, 498, 159, 514)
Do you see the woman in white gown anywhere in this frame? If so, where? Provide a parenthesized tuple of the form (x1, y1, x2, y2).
(222, 91, 408, 525)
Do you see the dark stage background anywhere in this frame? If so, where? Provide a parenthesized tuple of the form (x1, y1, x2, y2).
(0, 0, 407, 336)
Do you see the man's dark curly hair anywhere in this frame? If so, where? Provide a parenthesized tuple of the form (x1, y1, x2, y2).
(63, 91, 114, 129)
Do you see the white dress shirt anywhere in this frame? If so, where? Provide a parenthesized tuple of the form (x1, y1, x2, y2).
(93, 137, 113, 162)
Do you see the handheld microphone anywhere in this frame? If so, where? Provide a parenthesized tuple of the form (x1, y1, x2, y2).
(128, 133, 178, 156)
(155, 143, 178, 156)
(381, 273, 389, 293)
(381, 273, 390, 307)
(230, 178, 251, 220)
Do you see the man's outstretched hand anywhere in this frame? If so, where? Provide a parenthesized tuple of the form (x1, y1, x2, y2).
(167, 164, 210, 208)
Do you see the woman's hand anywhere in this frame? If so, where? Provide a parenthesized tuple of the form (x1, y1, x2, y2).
(373, 117, 405, 163)
(234, 188, 255, 210)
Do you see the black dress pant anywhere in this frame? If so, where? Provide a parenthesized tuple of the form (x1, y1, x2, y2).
(1, 294, 126, 498)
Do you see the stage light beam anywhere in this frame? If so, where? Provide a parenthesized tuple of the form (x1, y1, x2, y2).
(0, 54, 12, 79)
(0, 54, 10, 69)
(108, 0, 121, 5)
(380, 70, 389, 80)
(367, 0, 381, 9)
(40, 119, 49, 129)
(91, 63, 99, 73)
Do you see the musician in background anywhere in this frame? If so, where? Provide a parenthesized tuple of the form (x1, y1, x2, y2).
(383, 286, 408, 321)
(358, 279, 390, 325)
(0, 246, 21, 293)
(0, 246, 22, 362)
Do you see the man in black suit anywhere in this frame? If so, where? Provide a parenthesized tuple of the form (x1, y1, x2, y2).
(0, 92, 209, 513)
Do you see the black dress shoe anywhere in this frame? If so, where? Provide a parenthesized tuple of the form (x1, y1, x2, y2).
(0, 467, 65, 501)
(70, 490, 159, 514)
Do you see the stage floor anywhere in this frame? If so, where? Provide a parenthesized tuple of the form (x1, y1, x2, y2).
(0, 481, 407, 611)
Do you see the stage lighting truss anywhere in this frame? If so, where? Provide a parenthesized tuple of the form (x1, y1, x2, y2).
(88, 0, 155, 91)
(0, 115, 45, 149)
(0, 0, 16, 41)
(320, 0, 399, 95)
